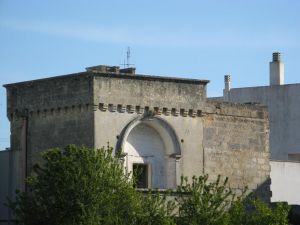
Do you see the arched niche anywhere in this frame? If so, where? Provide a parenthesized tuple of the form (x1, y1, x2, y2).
(117, 116, 181, 189)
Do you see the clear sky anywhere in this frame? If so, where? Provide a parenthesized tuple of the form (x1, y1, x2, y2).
(0, 0, 300, 149)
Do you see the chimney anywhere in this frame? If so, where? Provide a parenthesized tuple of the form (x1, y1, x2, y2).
(86, 65, 120, 73)
(270, 52, 284, 85)
(223, 75, 231, 101)
(85, 65, 136, 75)
(120, 67, 136, 75)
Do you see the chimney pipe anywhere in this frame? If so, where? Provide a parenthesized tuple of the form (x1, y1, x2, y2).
(223, 74, 231, 101)
(270, 52, 284, 85)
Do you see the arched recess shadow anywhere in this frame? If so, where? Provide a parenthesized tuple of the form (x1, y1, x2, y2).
(116, 115, 181, 157)
(116, 114, 182, 188)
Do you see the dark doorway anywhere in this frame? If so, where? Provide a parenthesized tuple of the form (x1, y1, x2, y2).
(133, 164, 148, 188)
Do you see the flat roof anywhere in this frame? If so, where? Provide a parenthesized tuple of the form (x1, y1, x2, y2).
(3, 71, 209, 88)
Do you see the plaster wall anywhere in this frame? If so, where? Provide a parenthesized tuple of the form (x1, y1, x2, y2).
(93, 110, 205, 186)
(270, 160, 300, 204)
(124, 124, 166, 188)
(226, 84, 300, 160)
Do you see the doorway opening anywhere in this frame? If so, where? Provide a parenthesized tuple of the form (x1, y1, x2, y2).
(133, 163, 149, 188)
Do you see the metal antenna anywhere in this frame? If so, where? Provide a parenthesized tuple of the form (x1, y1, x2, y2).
(120, 47, 134, 68)
(126, 47, 130, 67)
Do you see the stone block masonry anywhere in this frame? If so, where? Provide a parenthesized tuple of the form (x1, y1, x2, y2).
(203, 101, 270, 200)
(3, 66, 271, 201)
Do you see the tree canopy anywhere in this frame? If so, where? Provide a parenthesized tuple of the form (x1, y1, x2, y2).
(8, 145, 290, 225)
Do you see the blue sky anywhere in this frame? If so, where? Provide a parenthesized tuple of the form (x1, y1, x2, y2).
(0, 0, 300, 149)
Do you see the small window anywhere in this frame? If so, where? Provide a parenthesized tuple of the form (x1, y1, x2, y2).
(133, 164, 148, 188)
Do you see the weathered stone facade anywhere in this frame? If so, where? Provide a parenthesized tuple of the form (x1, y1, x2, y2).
(3, 66, 270, 200)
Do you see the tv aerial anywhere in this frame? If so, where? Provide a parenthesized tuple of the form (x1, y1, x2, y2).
(121, 47, 134, 68)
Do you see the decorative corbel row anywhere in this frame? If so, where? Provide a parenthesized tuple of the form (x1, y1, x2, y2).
(172, 108, 179, 117)
(163, 107, 171, 116)
(99, 103, 108, 111)
(154, 107, 163, 115)
(127, 105, 135, 113)
(108, 104, 116, 112)
(136, 106, 144, 114)
(189, 109, 197, 117)
(97, 103, 205, 118)
(10, 103, 92, 120)
(180, 109, 188, 117)
(118, 104, 126, 113)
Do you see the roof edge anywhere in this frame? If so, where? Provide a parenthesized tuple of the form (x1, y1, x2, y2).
(3, 71, 209, 88)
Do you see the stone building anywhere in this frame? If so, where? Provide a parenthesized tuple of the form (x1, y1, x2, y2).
(1, 65, 271, 222)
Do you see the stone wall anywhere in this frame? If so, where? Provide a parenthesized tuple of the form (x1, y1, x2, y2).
(4, 73, 95, 186)
(93, 74, 208, 109)
(203, 101, 270, 199)
(3, 70, 271, 200)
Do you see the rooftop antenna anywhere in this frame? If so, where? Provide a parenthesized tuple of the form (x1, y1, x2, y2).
(126, 47, 130, 67)
(121, 47, 134, 68)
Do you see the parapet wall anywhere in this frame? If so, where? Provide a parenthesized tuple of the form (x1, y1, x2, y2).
(93, 73, 208, 110)
(4, 72, 93, 120)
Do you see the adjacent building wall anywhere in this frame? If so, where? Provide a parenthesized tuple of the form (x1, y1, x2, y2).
(225, 84, 300, 160)
(270, 160, 300, 204)
(0, 150, 18, 225)
(0, 150, 10, 223)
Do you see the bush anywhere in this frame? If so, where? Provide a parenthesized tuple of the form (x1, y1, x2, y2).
(138, 190, 176, 225)
(227, 196, 290, 225)
(176, 175, 234, 225)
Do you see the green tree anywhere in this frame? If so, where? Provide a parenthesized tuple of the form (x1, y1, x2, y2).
(8, 145, 142, 225)
(227, 195, 290, 225)
(8, 145, 290, 225)
(176, 175, 234, 225)
(138, 190, 176, 225)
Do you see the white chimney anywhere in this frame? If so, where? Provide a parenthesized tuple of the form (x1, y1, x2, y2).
(270, 52, 284, 85)
(223, 75, 231, 101)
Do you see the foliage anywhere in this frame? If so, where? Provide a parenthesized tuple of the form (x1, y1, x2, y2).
(176, 175, 235, 225)
(8, 145, 290, 225)
(8, 145, 142, 225)
(137, 190, 176, 225)
(227, 196, 290, 225)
